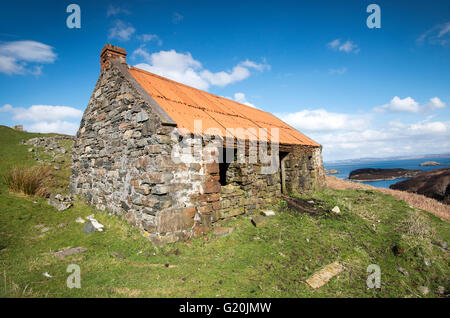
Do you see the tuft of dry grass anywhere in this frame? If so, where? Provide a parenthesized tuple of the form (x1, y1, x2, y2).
(326, 176, 450, 221)
(401, 210, 433, 239)
(3, 165, 51, 197)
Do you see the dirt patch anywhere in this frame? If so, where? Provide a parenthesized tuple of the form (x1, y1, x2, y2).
(282, 196, 331, 217)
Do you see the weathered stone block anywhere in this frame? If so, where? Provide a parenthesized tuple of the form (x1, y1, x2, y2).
(135, 184, 150, 195)
(142, 172, 171, 184)
(152, 184, 169, 195)
(198, 205, 212, 213)
(146, 144, 162, 154)
(142, 196, 158, 208)
(157, 208, 194, 233)
(251, 215, 267, 227)
(203, 180, 221, 194)
(205, 162, 219, 174)
(213, 227, 234, 238)
(192, 224, 210, 239)
(123, 130, 133, 139)
(136, 111, 149, 122)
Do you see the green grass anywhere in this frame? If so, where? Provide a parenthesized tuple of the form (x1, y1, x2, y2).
(0, 125, 448, 297)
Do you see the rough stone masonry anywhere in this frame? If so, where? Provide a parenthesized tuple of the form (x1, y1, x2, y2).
(70, 44, 325, 245)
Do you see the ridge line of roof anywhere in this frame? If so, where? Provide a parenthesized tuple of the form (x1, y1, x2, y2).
(129, 66, 274, 115)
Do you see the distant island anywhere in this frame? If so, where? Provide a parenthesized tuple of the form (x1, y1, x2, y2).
(390, 168, 450, 204)
(348, 168, 421, 181)
(325, 169, 339, 174)
(420, 161, 440, 166)
(419, 161, 447, 167)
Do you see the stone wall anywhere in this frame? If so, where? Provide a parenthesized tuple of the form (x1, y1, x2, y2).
(71, 58, 325, 245)
(70, 61, 203, 245)
(212, 149, 282, 222)
(283, 146, 325, 196)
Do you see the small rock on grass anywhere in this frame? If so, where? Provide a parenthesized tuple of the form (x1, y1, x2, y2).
(75, 217, 85, 224)
(306, 262, 344, 289)
(435, 286, 445, 295)
(83, 218, 104, 234)
(396, 266, 409, 277)
(424, 258, 431, 267)
(417, 286, 429, 296)
(54, 247, 87, 259)
(331, 206, 341, 214)
(213, 227, 234, 238)
(261, 210, 276, 217)
(251, 215, 267, 227)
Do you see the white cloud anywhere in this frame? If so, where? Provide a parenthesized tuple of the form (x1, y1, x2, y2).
(425, 97, 446, 111)
(276, 109, 369, 132)
(133, 47, 270, 90)
(106, 5, 130, 17)
(233, 93, 256, 108)
(374, 96, 446, 113)
(6, 105, 82, 122)
(25, 120, 80, 135)
(172, 12, 183, 24)
(0, 40, 56, 75)
(1, 104, 82, 135)
(200, 65, 250, 87)
(240, 59, 271, 72)
(108, 20, 136, 41)
(273, 106, 450, 161)
(327, 39, 359, 53)
(417, 22, 450, 46)
(0, 55, 23, 74)
(328, 67, 347, 75)
(309, 116, 450, 161)
(374, 96, 420, 113)
(137, 34, 162, 46)
(328, 39, 340, 49)
(0, 104, 13, 112)
(407, 120, 448, 134)
(134, 48, 209, 89)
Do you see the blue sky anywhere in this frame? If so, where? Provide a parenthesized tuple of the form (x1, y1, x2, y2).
(0, 0, 449, 161)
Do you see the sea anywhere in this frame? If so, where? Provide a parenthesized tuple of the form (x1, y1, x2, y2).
(324, 156, 450, 189)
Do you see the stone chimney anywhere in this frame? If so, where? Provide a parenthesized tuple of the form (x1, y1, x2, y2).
(100, 44, 127, 71)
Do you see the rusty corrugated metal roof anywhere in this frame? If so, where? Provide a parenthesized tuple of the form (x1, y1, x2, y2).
(128, 66, 320, 147)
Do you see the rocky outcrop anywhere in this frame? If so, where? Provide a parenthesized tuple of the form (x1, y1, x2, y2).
(349, 168, 421, 181)
(390, 168, 450, 204)
(47, 193, 74, 211)
(24, 136, 75, 154)
(325, 169, 339, 174)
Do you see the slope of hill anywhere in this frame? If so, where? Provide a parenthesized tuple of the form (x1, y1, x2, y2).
(0, 126, 448, 298)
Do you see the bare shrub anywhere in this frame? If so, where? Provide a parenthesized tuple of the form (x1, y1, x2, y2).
(3, 165, 51, 197)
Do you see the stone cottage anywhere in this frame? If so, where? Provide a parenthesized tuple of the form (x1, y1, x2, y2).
(70, 44, 325, 245)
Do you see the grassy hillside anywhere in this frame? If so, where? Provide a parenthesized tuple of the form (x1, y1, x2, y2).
(0, 125, 448, 297)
